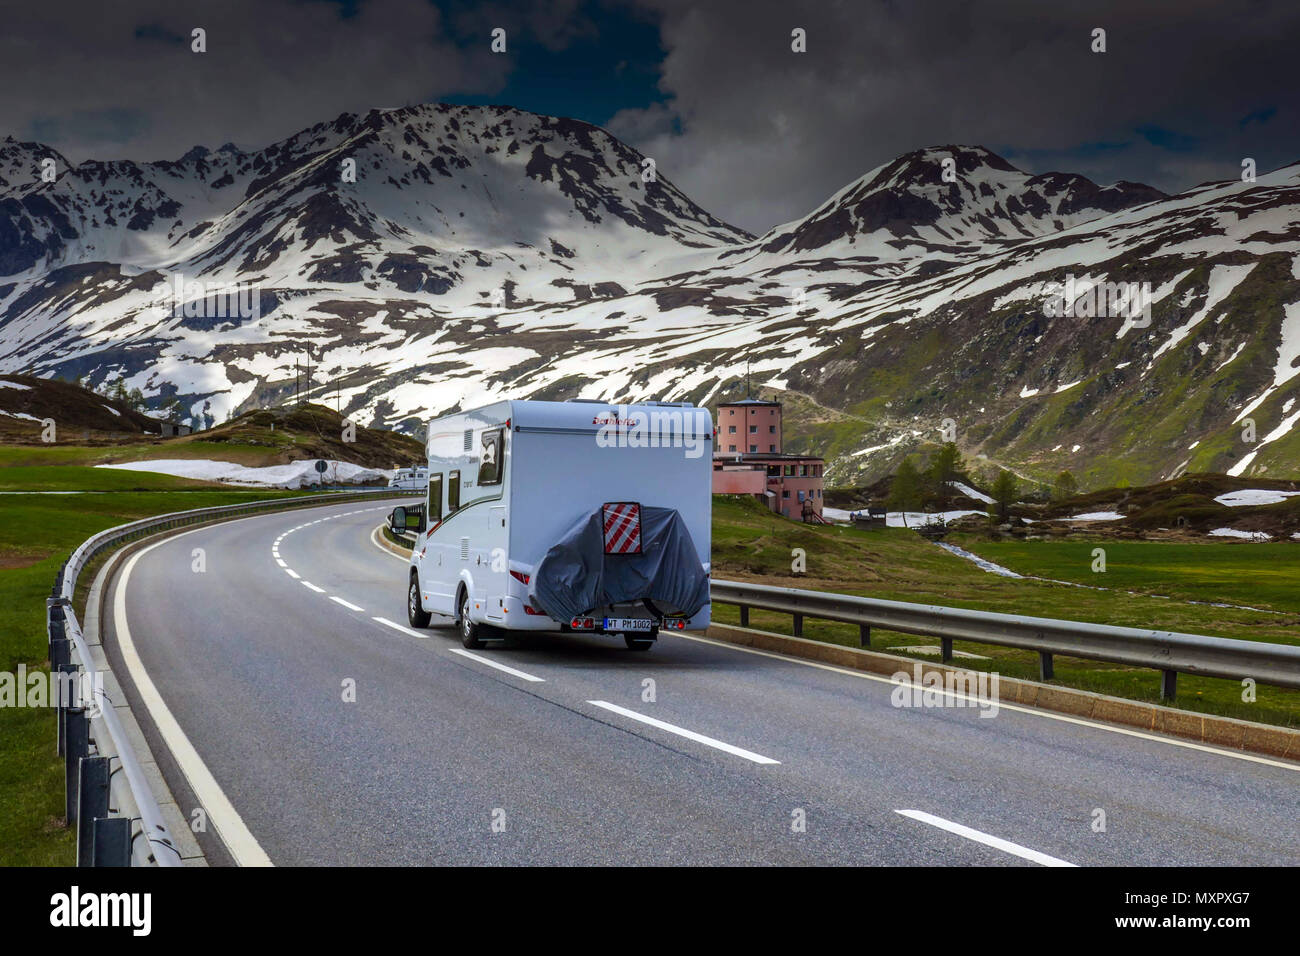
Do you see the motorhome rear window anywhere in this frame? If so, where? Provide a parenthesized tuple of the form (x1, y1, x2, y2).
(428, 473, 443, 521)
(478, 429, 504, 485)
(448, 470, 460, 512)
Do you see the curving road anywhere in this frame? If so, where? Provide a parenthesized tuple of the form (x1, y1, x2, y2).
(101, 498, 1300, 866)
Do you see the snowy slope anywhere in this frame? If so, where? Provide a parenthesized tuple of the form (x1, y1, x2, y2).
(2, 104, 1298, 485)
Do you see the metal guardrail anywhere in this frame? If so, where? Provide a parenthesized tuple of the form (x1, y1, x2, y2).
(45, 486, 399, 866)
(710, 579, 1300, 701)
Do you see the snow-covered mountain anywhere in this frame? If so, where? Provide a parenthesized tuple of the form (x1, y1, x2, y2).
(1, 103, 1298, 487)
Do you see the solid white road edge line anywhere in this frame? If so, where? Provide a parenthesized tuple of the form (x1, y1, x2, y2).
(587, 700, 779, 765)
(372, 616, 430, 639)
(449, 648, 545, 682)
(114, 532, 274, 867)
(330, 596, 364, 612)
(896, 809, 1077, 867)
(675, 633, 1300, 773)
(370, 525, 412, 563)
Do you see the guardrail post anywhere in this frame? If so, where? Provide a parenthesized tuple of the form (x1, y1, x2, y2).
(792, 613, 803, 637)
(64, 708, 89, 822)
(1161, 669, 1177, 701)
(940, 637, 953, 663)
(739, 605, 749, 627)
(50, 637, 70, 671)
(56, 662, 79, 756)
(92, 817, 133, 867)
(1038, 652, 1054, 681)
(76, 756, 112, 867)
(859, 624, 871, 647)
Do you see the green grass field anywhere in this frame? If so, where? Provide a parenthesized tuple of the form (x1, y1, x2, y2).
(946, 534, 1300, 614)
(710, 496, 1300, 728)
(0, 486, 303, 866)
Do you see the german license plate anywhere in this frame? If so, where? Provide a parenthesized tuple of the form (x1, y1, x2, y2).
(603, 617, 653, 632)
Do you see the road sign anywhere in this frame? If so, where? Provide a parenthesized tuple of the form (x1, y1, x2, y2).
(314, 459, 328, 474)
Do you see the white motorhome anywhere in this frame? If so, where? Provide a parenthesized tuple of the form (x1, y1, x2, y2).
(388, 464, 429, 491)
(396, 399, 713, 650)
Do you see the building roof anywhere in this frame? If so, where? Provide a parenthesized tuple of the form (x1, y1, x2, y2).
(718, 398, 781, 407)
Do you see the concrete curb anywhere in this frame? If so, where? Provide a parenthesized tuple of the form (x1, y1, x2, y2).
(705, 622, 1300, 763)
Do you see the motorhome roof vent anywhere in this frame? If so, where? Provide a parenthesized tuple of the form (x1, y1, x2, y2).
(565, 398, 607, 404)
(463, 429, 473, 451)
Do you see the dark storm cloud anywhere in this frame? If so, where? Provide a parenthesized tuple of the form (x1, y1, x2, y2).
(0, 0, 519, 162)
(606, 0, 1300, 232)
(3, 0, 1298, 234)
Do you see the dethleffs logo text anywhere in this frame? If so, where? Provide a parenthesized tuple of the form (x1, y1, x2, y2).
(595, 404, 713, 459)
(50, 886, 151, 936)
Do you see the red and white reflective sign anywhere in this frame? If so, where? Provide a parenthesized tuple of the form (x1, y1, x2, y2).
(602, 502, 642, 554)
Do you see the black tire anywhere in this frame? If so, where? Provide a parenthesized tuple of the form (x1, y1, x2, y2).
(625, 634, 655, 651)
(408, 573, 431, 628)
(458, 587, 486, 649)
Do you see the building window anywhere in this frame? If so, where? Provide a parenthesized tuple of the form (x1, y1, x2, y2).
(782, 490, 790, 498)
(769, 425, 776, 433)
(784, 464, 795, 476)
(749, 425, 757, 433)
(728, 444, 736, 452)
(769, 445, 776, 452)
(728, 425, 736, 433)
(749, 445, 757, 453)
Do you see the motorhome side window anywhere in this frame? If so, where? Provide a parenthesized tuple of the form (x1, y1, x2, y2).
(428, 473, 443, 521)
(478, 429, 504, 486)
(448, 470, 460, 512)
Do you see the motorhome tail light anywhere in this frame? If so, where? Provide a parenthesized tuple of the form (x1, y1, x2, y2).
(509, 570, 530, 585)
(523, 604, 546, 616)
(569, 617, 595, 629)
(665, 619, 687, 630)
(601, 502, 642, 554)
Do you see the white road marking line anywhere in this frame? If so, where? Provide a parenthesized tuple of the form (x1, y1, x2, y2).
(114, 532, 273, 867)
(372, 616, 430, 639)
(275, 558, 286, 568)
(896, 809, 1077, 867)
(330, 596, 364, 612)
(587, 700, 779, 765)
(449, 648, 545, 682)
(301, 581, 325, 593)
(370, 525, 413, 563)
(284, 569, 300, 579)
(675, 633, 1300, 773)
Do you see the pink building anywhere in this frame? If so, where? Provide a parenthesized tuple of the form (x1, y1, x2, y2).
(713, 399, 826, 521)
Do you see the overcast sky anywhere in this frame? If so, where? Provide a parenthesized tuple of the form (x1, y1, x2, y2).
(3, 0, 1297, 233)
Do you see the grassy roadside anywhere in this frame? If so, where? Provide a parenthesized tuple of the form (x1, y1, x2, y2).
(710, 496, 1300, 729)
(0, 480, 305, 866)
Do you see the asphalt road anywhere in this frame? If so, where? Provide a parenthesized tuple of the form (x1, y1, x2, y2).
(103, 498, 1300, 866)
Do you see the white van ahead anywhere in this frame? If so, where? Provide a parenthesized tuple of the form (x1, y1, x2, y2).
(394, 399, 713, 650)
